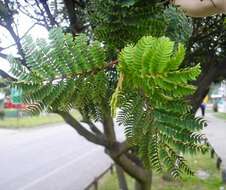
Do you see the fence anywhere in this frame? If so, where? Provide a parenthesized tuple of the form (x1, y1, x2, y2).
(84, 164, 114, 190)
(84, 143, 225, 190)
(207, 141, 226, 184)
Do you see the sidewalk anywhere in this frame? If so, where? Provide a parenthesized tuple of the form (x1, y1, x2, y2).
(203, 111, 226, 168)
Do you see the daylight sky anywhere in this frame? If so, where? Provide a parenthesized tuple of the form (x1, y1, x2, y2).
(0, 11, 48, 74)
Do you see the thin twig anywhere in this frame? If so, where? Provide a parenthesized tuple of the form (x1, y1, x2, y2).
(44, 60, 119, 82)
(0, 23, 37, 51)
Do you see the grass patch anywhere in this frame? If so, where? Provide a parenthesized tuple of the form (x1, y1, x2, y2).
(99, 153, 225, 190)
(206, 108, 226, 120)
(212, 112, 226, 120)
(0, 110, 81, 128)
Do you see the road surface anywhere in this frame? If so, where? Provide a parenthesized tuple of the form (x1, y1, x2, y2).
(0, 123, 124, 190)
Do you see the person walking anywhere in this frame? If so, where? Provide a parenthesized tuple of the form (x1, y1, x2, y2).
(200, 96, 208, 117)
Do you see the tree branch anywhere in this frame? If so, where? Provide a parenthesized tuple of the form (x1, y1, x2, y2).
(102, 110, 116, 146)
(74, 0, 86, 8)
(0, 23, 37, 51)
(56, 111, 107, 146)
(63, 0, 84, 34)
(34, 0, 51, 30)
(51, 60, 118, 82)
(5, 22, 27, 67)
(39, 0, 59, 27)
(18, 6, 45, 22)
(85, 121, 104, 137)
(107, 141, 130, 159)
(0, 82, 7, 88)
(190, 56, 226, 112)
(0, 52, 8, 59)
(112, 154, 150, 183)
(98, 101, 149, 182)
(2, 0, 28, 69)
(57, 106, 150, 184)
(118, 141, 130, 155)
(0, 69, 16, 81)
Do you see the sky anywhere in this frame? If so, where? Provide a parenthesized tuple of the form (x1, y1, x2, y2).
(0, 11, 48, 74)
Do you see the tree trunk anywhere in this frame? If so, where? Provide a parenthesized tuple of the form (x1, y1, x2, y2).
(115, 164, 129, 190)
(59, 111, 153, 190)
(137, 170, 152, 190)
(63, 0, 84, 34)
(138, 182, 151, 190)
(134, 175, 152, 190)
(131, 155, 152, 190)
(189, 56, 226, 113)
(190, 60, 218, 112)
(135, 180, 142, 190)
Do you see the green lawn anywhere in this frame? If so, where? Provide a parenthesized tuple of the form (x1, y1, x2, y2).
(206, 108, 226, 120)
(213, 112, 226, 120)
(99, 153, 225, 190)
(0, 110, 82, 128)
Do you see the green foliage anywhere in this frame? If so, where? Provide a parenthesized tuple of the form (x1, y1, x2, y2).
(10, 28, 109, 120)
(88, 0, 164, 49)
(164, 6, 193, 44)
(183, 14, 226, 77)
(118, 0, 140, 7)
(87, 1, 192, 50)
(10, 28, 206, 178)
(115, 36, 208, 177)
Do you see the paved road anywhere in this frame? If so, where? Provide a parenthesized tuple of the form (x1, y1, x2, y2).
(0, 123, 124, 190)
(203, 111, 226, 167)
(3, 111, 225, 190)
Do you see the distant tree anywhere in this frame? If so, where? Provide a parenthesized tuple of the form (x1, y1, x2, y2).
(184, 15, 226, 111)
